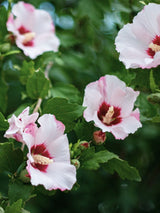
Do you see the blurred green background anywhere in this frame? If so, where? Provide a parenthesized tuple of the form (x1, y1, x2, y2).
(1, 0, 160, 212)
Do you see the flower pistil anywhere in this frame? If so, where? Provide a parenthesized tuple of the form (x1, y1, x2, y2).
(102, 106, 115, 124)
(32, 154, 53, 165)
(23, 32, 35, 45)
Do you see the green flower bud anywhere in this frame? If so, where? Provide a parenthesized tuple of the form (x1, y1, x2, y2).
(147, 93, 160, 105)
(79, 141, 90, 150)
(19, 169, 30, 183)
(71, 159, 80, 169)
(0, 43, 11, 53)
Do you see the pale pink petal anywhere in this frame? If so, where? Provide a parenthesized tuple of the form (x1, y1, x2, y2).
(110, 87, 139, 117)
(6, 14, 17, 34)
(17, 33, 60, 59)
(119, 116, 142, 134)
(23, 132, 35, 148)
(135, 3, 160, 36)
(12, 2, 35, 30)
(27, 162, 76, 191)
(115, 3, 160, 69)
(4, 115, 19, 137)
(115, 24, 150, 69)
(35, 114, 65, 145)
(4, 107, 39, 143)
(30, 10, 54, 34)
(24, 123, 38, 138)
(110, 126, 129, 140)
(104, 75, 126, 103)
(130, 108, 140, 121)
(83, 81, 103, 121)
(21, 112, 39, 127)
(47, 135, 70, 162)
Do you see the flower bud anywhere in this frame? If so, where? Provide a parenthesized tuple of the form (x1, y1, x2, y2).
(79, 141, 90, 150)
(147, 93, 160, 105)
(71, 159, 80, 169)
(0, 43, 11, 53)
(93, 130, 106, 145)
(19, 169, 30, 183)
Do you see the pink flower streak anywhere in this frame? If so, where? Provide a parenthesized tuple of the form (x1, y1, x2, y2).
(4, 107, 38, 143)
(115, 3, 160, 69)
(23, 114, 76, 191)
(83, 75, 142, 140)
(7, 1, 60, 59)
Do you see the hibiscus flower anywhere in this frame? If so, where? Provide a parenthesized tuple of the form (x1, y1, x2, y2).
(83, 75, 142, 140)
(7, 1, 60, 59)
(23, 114, 76, 191)
(115, 3, 160, 69)
(4, 107, 38, 143)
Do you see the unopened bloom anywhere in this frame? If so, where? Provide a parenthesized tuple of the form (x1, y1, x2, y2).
(93, 130, 106, 145)
(7, 1, 60, 59)
(83, 75, 142, 140)
(115, 3, 160, 69)
(4, 107, 38, 143)
(79, 141, 90, 150)
(23, 114, 76, 191)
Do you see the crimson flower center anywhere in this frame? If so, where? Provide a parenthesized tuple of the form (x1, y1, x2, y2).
(147, 35, 160, 58)
(18, 25, 35, 46)
(31, 144, 52, 172)
(97, 102, 121, 126)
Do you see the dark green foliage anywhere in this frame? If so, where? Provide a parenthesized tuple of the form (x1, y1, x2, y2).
(5, 199, 22, 213)
(26, 70, 50, 99)
(43, 97, 85, 132)
(0, 112, 9, 131)
(0, 7, 7, 41)
(8, 181, 34, 204)
(0, 142, 23, 174)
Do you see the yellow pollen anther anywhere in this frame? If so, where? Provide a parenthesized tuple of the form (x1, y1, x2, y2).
(149, 43, 160, 52)
(23, 32, 35, 44)
(32, 154, 53, 165)
(102, 106, 114, 124)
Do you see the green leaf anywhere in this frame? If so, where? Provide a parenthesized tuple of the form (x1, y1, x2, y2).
(0, 142, 23, 173)
(5, 199, 22, 213)
(0, 112, 9, 131)
(51, 82, 81, 103)
(105, 158, 141, 182)
(8, 180, 34, 204)
(19, 61, 35, 85)
(26, 70, 50, 99)
(80, 147, 141, 181)
(74, 119, 94, 141)
(0, 207, 5, 213)
(43, 97, 85, 132)
(136, 93, 157, 121)
(80, 148, 118, 170)
(0, 77, 8, 113)
(0, 7, 7, 40)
